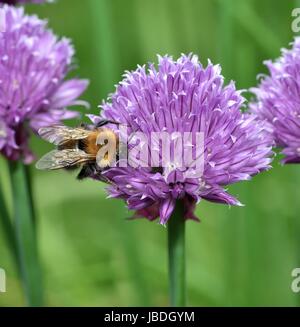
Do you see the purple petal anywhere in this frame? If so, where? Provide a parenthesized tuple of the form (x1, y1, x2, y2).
(50, 79, 89, 109)
(159, 197, 176, 225)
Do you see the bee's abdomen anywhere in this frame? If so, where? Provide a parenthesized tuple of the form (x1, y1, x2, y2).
(58, 140, 78, 150)
(77, 139, 86, 151)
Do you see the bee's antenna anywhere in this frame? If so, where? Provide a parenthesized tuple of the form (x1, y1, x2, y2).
(96, 119, 120, 128)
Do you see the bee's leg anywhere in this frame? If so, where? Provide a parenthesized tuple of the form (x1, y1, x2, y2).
(92, 165, 110, 183)
(77, 165, 96, 180)
(64, 165, 79, 171)
(95, 119, 120, 128)
(97, 172, 111, 184)
(77, 164, 111, 183)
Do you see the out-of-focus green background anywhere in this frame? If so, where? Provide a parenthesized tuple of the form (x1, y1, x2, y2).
(1, 0, 300, 306)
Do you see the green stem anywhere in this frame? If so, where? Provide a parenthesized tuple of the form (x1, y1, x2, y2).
(9, 160, 43, 307)
(24, 165, 36, 228)
(168, 202, 186, 307)
(0, 183, 18, 262)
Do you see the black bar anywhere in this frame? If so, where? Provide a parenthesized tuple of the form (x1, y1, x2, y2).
(0, 307, 299, 324)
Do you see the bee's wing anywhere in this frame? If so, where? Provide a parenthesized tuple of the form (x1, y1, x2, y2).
(38, 125, 91, 146)
(36, 149, 95, 170)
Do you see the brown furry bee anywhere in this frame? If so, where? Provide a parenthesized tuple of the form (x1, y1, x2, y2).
(36, 120, 119, 181)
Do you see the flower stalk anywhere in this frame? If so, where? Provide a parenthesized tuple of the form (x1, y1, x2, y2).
(168, 201, 186, 307)
(9, 160, 43, 306)
(0, 183, 18, 262)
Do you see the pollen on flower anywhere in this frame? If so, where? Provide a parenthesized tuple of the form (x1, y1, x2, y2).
(12, 79, 20, 90)
(0, 122, 7, 138)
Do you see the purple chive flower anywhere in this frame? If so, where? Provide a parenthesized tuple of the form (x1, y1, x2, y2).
(90, 54, 272, 224)
(250, 37, 300, 164)
(0, 5, 88, 163)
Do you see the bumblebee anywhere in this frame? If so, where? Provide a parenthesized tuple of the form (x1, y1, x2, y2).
(36, 120, 119, 181)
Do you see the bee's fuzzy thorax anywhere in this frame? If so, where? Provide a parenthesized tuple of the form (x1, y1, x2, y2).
(84, 128, 118, 158)
(84, 131, 101, 156)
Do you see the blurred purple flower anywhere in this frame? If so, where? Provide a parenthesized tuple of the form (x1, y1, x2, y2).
(91, 54, 273, 224)
(0, 5, 88, 163)
(250, 37, 300, 164)
(0, 0, 49, 4)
